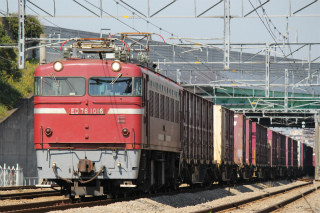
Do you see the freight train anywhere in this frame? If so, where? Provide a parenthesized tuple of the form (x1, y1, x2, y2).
(34, 35, 314, 197)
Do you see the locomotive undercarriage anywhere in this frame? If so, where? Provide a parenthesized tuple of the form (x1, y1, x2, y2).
(38, 149, 181, 197)
(37, 149, 141, 196)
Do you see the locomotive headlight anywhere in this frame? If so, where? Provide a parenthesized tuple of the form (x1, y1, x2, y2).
(45, 127, 53, 136)
(53, 61, 64, 72)
(122, 128, 130, 136)
(111, 61, 121, 72)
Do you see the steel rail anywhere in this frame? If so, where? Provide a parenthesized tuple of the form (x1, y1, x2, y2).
(0, 199, 71, 212)
(0, 186, 37, 191)
(194, 181, 312, 213)
(0, 190, 61, 200)
(257, 184, 320, 213)
(0, 184, 59, 191)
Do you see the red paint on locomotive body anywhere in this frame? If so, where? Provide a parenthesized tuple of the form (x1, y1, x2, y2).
(34, 59, 143, 150)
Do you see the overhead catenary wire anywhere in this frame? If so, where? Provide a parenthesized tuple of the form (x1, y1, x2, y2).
(247, 0, 298, 68)
(111, 0, 268, 98)
(111, 0, 300, 102)
(250, 0, 313, 92)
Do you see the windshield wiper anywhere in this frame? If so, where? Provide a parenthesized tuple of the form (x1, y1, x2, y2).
(110, 73, 122, 85)
(50, 73, 60, 88)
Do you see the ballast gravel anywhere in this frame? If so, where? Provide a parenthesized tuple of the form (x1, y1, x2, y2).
(50, 180, 309, 213)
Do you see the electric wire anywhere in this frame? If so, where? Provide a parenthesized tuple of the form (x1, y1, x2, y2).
(112, 0, 265, 99)
(252, 0, 313, 94)
(83, 0, 140, 32)
(26, 5, 61, 28)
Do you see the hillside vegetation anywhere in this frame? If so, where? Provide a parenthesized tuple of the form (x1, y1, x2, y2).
(0, 16, 43, 120)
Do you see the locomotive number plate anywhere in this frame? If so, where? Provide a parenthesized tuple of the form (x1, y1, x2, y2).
(70, 108, 105, 115)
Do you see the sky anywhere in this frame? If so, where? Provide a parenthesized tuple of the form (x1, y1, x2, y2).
(1, 0, 319, 59)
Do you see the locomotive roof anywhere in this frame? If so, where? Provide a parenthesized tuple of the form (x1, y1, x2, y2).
(35, 59, 143, 77)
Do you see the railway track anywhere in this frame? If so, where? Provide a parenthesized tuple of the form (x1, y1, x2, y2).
(0, 182, 229, 212)
(0, 184, 59, 191)
(0, 186, 38, 191)
(194, 181, 319, 213)
(0, 196, 125, 213)
(0, 190, 61, 200)
(0, 180, 312, 212)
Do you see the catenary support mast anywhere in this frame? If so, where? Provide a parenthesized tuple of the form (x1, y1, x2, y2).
(18, 0, 25, 69)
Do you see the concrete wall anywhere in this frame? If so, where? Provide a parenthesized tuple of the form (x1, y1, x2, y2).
(0, 97, 36, 177)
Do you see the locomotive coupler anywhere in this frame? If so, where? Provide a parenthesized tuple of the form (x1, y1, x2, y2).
(78, 158, 94, 174)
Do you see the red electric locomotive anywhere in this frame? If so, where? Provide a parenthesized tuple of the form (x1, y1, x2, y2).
(34, 34, 182, 196)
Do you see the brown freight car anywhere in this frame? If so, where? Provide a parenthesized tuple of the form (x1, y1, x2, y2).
(214, 105, 235, 182)
(234, 114, 254, 180)
(181, 90, 215, 184)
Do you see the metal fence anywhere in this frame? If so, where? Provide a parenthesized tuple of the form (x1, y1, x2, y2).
(0, 164, 24, 186)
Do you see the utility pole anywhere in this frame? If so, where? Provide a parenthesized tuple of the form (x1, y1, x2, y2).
(18, 0, 25, 69)
(315, 114, 319, 180)
(224, 0, 230, 70)
(39, 34, 46, 65)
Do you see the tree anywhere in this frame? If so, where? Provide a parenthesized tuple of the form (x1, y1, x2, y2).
(0, 24, 17, 78)
(5, 15, 44, 59)
(5, 15, 44, 41)
(0, 15, 43, 119)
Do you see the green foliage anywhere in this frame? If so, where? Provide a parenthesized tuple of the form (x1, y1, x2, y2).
(0, 61, 36, 120)
(0, 16, 42, 120)
(5, 15, 44, 41)
(0, 24, 18, 77)
(0, 105, 8, 120)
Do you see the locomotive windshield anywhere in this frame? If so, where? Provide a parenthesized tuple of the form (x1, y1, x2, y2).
(89, 77, 142, 96)
(35, 77, 86, 96)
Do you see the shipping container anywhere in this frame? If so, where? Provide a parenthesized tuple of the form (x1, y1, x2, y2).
(293, 140, 298, 167)
(245, 119, 252, 165)
(278, 134, 286, 166)
(252, 122, 257, 166)
(182, 90, 214, 163)
(297, 141, 301, 167)
(301, 143, 306, 169)
(287, 137, 292, 167)
(304, 145, 314, 177)
(255, 124, 268, 166)
(213, 105, 234, 164)
(267, 130, 278, 167)
(313, 151, 315, 167)
(234, 114, 246, 166)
